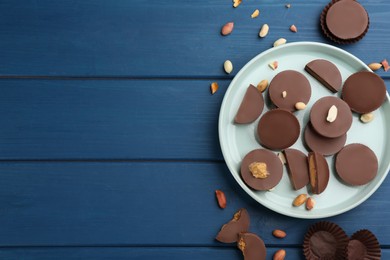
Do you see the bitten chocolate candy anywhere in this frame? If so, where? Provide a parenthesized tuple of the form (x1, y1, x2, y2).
(305, 59, 342, 93)
(234, 84, 264, 124)
(241, 149, 283, 191)
(310, 96, 352, 138)
(257, 109, 300, 150)
(308, 152, 329, 194)
(268, 70, 311, 112)
(342, 71, 386, 114)
(238, 232, 266, 260)
(216, 208, 250, 243)
(335, 143, 378, 186)
(283, 148, 310, 190)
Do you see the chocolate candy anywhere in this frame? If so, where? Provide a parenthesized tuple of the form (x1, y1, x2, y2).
(283, 148, 309, 190)
(310, 96, 352, 138)
(342, 71, 386, 114)
(335, 143, 378, 186)
(257, 109, 300, 150)
(237, 232, 267, 260)
(308, 152, 329, 194)
(305, 59, 342, 93)
(325, 0, 369, 41)
(304, 123, 347, 156)
(347, 229, 381, 259)
(216, 208, 250, 243)
(268, 70, 311, 112)
(240, 149, 283, 191)
(234, 84, 264, 124)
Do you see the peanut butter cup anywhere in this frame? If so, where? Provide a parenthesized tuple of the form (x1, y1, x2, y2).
(304, 123, 346, 156)
(235, 84, 265, 124)
(305, 59, 342, 93)
(283, 148, 310, 190)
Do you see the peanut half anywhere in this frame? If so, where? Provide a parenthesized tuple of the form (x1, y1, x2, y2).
(326, 105, 338, 122)
(224, 60, 233, 74)
(368, 63, 382, 71)
(360, 112, 374, 123)
(210, 82, 219, 95)
(293, 194, 307, 206)
(306, 197, 315, 210)
(295, 102, 306, 110)
(251, 9, 260, 18)
(233, 0, 242, 8)
(273, 249, 286, 260)
(215, 190, 227, 209)
(268, 61, 278, 70)
(273, 38, 287, 47)
(257, 79, 269, 93)
(272, 229, 287, 238)
(290, 24, 297, 33)
(221, 22, 234, 36)
(259, 24, 269, 38)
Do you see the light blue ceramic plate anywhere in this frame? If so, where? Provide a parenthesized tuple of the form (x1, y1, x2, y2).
(218, 42, 390, 219)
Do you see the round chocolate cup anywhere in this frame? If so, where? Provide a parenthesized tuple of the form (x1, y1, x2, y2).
(303, 221, 348, 260)
(320, 0, 370, 44)
(347, 229, 381, 260)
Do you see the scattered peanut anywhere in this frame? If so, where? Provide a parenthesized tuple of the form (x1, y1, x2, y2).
(360, 112, 374, 123)
(273, 38, 287, 47)
(259, 24, 269, 38)
(293, 194, 307, 206)
(269, 61, 278, 70)
(295, 102, 306, 110)
(210, 82, 219, 95)
(215, 190, 227, 209)
(326, 105, 338, 122)
(272, 229, 287, 238)
(368, 63, 382, 71)
(251, 9, 260, 18)
(282, 91, 287, 98)
(290, 24, 297, 33)
(273, 249, 286, 260)
(382, 59, 389, 72)
(233, 0, 242, 8)
(224, 60, 233, 74)
(306, 197, 316, 211)
(285, 4, 291, 8)
(257, 79, 269, 92)
(221, 22, 234, 36)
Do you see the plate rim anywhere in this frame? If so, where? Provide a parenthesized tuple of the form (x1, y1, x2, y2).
(218, 41, 390, 219)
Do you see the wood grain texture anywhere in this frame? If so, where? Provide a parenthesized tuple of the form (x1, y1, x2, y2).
(0, 0, 388, 77)
(0, 79, 388, 160)
(0, 162, 388, 246)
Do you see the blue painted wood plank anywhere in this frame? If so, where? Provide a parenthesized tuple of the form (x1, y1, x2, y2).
(0, 79, 389, 160)
(0, 0, 388, 77)
(0, 162, 388, 246)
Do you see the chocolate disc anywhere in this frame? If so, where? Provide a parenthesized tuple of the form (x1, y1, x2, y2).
(308, 152, 329, 195)
(234, 84, 265, 124)
(238, 233, 267, 260)
(257, 109, 300, 150)
(342, 71, 386, 114)
(283, 148, 309, 190)
(335, 143, 378, 186)
(240, 149, 283, 190)
(305, 59, 342, 93)
(304, 123, 347, 156)
(268, 70, 311, 112)
(325, 0, 369, 40)
(310, 96, 352, 138)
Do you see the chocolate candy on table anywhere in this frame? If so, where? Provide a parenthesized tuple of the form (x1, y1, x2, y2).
(237, 232, 267, 260)
(342, 71, 387, 114)
(283, 148, 310, 190)
(308, 152, 329, 195)
(335, 143, 378, 186)
(240, 149, 283, 191)
(216, 208, 250, 243)
(257, 109, 300, 150)
(304, 123, 347, 156)
(321, 0, 369, 44)
(305, 59, 342, 93)
(268, 70, 311, 112)
(234, 84, 264, 124)
(310, 96, 352, 138)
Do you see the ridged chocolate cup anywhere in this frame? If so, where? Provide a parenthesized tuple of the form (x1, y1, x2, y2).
(320, 0, 370, 44)
(347, 229, 381, 260)
(303, 221, 348, 260)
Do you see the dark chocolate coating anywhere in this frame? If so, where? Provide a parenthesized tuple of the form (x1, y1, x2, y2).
(283, 148, 309, 190)
(241, 149, 283, 190)
(304, 123, 347, 156)
(257, 109, 300, 150)
(234, 84, 264, 124)
(305, 59, 342, 93)
(310, 231, 338, 259)
(347, 240, 367, 260)
(342, 71, 386, 114)
(216, 208, 250, 243)
(238, 232, 266, 260)
(268, 70, 311, 112)
(308, 152, 329, 194)
(310, 96, 352, 138)
(326, 0, 368, 40)
(335, 143, 378, 186)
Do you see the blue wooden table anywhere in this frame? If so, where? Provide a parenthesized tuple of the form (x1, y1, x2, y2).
(0, 1, 389, 259)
